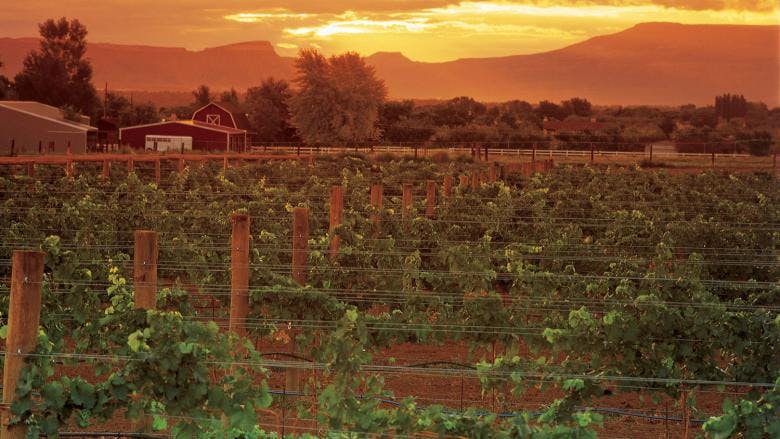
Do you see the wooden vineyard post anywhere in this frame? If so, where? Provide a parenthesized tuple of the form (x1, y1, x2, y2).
(532, 143, 537, 163)
(131, 231, 157, 434)
(711, 152, 715, 168)
(289, 208, 309, 395)
(484, 145, 489, 161)
(425, 180, 436, 218)
(443, 175, 453, 200)
(223, 157, 229, 172)
(1, 251, 44, 439)
(65, 159, 74, 178)
(590, 143, 595, 164)
(102, 160, 110, 180)
(370, 182, 383, 233)
(154, 159, 161, 185)
(649, 143, 654, 163)
(177, 158, 185, 173)
(488, 166, 497, 183)
(127, 157, 134, 174)
(459, 175, 468, 190)
(329, 186, 343, 260)
(26, 162, 34, 178)
(471, 172, 479, 191)
(292, 208, 309, 285)
(402, 183, 413, 219)
(229, 213, 250, 336)
(133, 231, 158, 310)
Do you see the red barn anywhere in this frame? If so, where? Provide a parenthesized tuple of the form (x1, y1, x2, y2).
(192, 103, 253, 133)
(119, 120, 246, 152)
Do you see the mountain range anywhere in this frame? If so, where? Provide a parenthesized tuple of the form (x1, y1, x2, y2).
(0, 22, 778, 106)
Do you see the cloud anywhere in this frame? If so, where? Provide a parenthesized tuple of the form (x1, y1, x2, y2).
(223, 9, 313, 23)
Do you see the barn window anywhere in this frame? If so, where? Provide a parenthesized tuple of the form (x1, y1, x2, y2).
(206, 114, 221, 125)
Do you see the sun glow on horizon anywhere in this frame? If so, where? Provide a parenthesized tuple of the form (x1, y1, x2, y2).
(220, 1, 779, 61)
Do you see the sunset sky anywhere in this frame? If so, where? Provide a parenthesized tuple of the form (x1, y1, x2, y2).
(2, 1, 778, 61)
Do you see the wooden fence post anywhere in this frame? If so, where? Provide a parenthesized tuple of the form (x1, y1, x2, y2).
(133, 230, 158, 310)
(228, 214, 250, 336)
(329, 186, 343, 260)
(443, 175, 453, 200)
(292, 207, 309, 285)
(471, 173, 479, 191)
(488, 166, 497, 183)
(459, 175, 468, 189)
(1, 251, 44, 439)
(26, 162, 34, 178)
(402, 183, 413, 219)
(532, 143, 537, 163)
(590, 143, 595, 164)
(223, 157, 229, 172)
(177, 158, 185, 173)
(127, 157, 134, 174)
(711, 152, 715, 168)
(370, 182, 383, 233)
(102, 160, 110, 179)
(289, 207, 310, 398)
(425, 180, 436, 218)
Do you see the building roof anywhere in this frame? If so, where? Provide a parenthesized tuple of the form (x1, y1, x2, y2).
(0, 101, 97, 132)
(543, 118, 604, 133)
(119, 119, 246, 135)
(193, 102, 253, 131)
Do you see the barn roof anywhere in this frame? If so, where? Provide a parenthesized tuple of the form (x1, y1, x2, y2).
(119, 120, 246, 134)
(0, 101, 97, 132)
(193, 102, 253, 131)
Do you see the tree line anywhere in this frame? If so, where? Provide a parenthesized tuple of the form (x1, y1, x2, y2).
(1, 18, 777, 155)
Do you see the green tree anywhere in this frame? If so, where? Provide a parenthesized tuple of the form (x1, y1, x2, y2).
(192, 85, 213, 107)
(290, 49, 386, 144)
(13, 17, 98, 115)
(0, 57, 11, 100)
(245, 78, 297, 142)
(219, 88, 240, 107)
(535, 100, 567, 120)
(98, 92, 159, 127)
(562, 97, 592, 117)
(714, 93, 747, 121)
(736, 130, 774, 156)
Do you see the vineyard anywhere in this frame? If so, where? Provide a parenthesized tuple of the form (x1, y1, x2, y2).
(0, 154, 778, 438)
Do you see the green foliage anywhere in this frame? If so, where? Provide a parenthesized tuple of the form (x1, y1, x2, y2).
(702, 378, 780, 438)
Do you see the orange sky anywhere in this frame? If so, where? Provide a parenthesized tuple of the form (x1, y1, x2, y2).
(2, 1, 778, 61)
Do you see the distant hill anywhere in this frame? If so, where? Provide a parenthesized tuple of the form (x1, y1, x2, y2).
(1, 23, 777, 106)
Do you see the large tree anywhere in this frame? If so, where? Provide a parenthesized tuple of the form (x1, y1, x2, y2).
(245, 78, 296, 142)
(219, 88, 240, 108)
(14, 18, 98, 114)
(290, 50, 386, 145)
(100, 92, 160, 127)
(0, 58, 10, 100)
(192, 85, 213, 107)
(562, 97, 592, 117)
